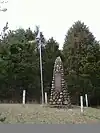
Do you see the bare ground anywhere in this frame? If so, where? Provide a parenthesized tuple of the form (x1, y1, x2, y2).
(0, 104, 100, 124)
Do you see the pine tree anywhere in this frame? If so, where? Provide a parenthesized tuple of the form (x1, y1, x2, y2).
(63, 21, 100, 105)
(43, 37, 61, 96)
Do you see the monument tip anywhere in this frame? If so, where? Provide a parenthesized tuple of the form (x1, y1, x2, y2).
(55, 56, 62, 63)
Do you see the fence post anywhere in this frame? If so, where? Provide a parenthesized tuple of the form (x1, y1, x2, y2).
(23, 90, 26, 104)
(45, 92, 47, 104)
(80, 96, 83, 113)
(85, 94, 88, 107)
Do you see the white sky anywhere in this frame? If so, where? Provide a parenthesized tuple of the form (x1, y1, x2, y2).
(0, 0, 100, 49)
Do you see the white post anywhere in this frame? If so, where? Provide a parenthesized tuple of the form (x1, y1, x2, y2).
(23, 90, 26, 104)
(80, 96, 83, 113)
(45, 92, 47, 104)
(85, 94, 88, 107)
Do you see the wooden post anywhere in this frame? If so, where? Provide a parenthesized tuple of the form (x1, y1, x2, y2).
(85, 94, 88, 107)
(23, 90, 26, 104)
(80, 96, 83, 113)
(45, 92, 47, 104)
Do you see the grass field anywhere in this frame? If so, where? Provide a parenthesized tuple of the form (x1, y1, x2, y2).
(0, 104, 100, 124)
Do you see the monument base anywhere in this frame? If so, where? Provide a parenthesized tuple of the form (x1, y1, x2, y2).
(45, 104, 72, 109)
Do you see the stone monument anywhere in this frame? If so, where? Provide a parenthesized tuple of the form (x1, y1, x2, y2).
(49, 56, 71, 108)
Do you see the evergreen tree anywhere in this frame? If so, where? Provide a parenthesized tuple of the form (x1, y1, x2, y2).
(0, 26, 41, 102)
(43, 37, 61, 95)
(63, 21, 100, 105)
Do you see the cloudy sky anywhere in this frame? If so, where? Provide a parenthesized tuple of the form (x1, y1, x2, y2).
(0, 0, 100, 49)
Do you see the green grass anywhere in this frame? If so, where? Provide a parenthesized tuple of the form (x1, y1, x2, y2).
(0, 104, 100, 124)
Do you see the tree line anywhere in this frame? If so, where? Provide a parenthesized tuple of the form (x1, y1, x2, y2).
(0, 21, 100, 106)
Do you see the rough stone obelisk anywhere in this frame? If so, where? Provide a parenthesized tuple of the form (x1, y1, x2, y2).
(49, 56, 71, 108)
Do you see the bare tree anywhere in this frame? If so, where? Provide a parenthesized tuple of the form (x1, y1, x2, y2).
(0, 0, 8, 12)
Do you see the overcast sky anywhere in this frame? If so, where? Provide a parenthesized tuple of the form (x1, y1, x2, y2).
(0, 0, 100, 49)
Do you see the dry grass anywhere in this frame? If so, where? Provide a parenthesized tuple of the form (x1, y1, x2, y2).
(0, 104, 100, 124)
